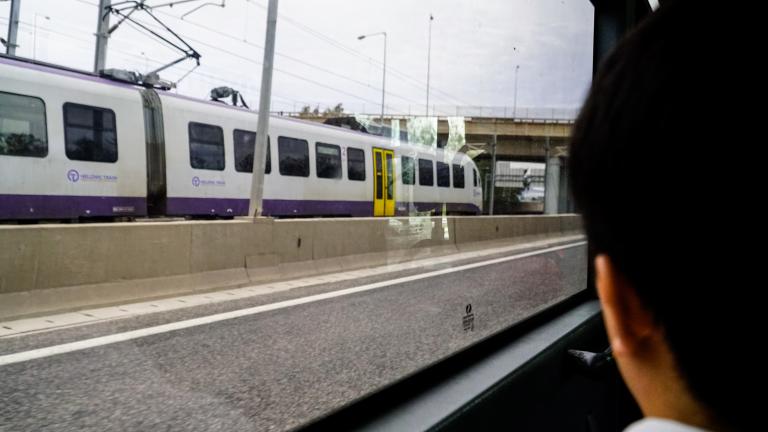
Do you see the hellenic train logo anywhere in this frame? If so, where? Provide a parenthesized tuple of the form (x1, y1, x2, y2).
(192, 176, 201, 187)
(67, 169, 80, 183)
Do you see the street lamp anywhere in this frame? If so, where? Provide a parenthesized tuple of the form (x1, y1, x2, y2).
(33, 14, 50, 60)
(358, 31, 387, 128)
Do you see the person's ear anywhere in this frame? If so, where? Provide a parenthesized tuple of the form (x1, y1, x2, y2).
(594, 254, 657, 357)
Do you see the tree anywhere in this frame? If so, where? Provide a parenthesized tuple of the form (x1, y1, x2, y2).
(297, 103, 345, 119)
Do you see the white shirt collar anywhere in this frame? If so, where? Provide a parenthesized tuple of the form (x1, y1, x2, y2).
(625, 418, 711, 432)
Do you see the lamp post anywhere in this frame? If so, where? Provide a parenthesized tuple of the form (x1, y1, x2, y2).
(33, 13, 49, 60)
(358, 32, 387, 127)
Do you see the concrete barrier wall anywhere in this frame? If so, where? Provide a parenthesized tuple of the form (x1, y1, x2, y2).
(0, 215, 581, 319)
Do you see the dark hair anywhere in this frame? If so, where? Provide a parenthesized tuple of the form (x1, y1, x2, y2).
(569, 2, 756, 430)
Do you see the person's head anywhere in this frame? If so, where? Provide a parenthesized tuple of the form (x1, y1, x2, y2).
(570, 1, 756, 430)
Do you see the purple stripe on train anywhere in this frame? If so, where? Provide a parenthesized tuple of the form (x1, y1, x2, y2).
(0, 194, 480, 219)
(165, 197, 250, 217)
(0, 194, 147, 219)
(264, 199, 372, 217)
(166, 198, 373, 217)
(263, 199, 479, 217)
(161, 198, 480, 217)
(405, 202, 481, 216)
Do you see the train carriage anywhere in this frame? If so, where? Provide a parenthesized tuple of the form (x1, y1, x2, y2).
(0, 55, 482, 220)
(0, 56, 147, 219)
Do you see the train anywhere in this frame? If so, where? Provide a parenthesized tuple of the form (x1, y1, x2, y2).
(0, 55, 482, 220)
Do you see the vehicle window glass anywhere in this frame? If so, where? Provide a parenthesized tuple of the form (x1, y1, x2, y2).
(278, 136, 309, 177)
(453, 164, 465, 188)
(401, 156, 415, 185)
(64, 102, 117, 163)
(375, 151, 383, 199)
(418, 158, 434, 186)
(437, 161, 450, 188)
(347, 147, 365, 181)
(234, 129, 270, 174)
(188, 122, 224, 170)
(0, 92, 47, 158)
(316, 142, 342, 179)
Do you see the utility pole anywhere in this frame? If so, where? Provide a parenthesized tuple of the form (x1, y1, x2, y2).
(544, 136, 560, 214)
(381, 34, 386, 127)
(513, 65, 520, 118)
(426, 13, 433, 116)
(248, 0, 279, 217)
(94, 0, 110, 73)
(5, 0, 21, 56)
(488, 133, 497, 215)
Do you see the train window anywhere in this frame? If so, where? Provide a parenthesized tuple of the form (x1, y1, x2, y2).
(418, 158, 434, 186)
(385, 152, 393, 200)
(64, 102, 117, 163)
(188, 122, 224, 170)
(375, 152, 383, 199)
(278, 136, 309, 177)
(436, 161, 450, 188)
(347, 147, 365, 181)
(316, 143, 342, 179)
(401, 156, 415, 185)
(0, 92, 47, 158)
(453, 164, 465, 188)
(473, 169, 478, 187)
(233, 129, 271, 174)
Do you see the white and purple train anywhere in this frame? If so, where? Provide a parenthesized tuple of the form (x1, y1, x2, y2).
(0, 55, 482, 220)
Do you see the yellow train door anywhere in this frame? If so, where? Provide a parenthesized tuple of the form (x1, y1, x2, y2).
(373, 148, 395, 216)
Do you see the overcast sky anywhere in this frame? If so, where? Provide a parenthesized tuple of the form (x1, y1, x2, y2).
(2, 0, 594, 116)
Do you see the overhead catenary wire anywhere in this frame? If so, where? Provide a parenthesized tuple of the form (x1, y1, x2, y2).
(149, 6, 425, 107)
(245, 0, 470, 107)
(0, 16, 314, 110)
(71, 0, 412, 114)
(70, 0, 420, 112)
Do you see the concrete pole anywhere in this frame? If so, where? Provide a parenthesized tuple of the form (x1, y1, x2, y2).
(381, 33, 386, 127)
(513, 65, 520, 118)
(5, 0, 21, 56)
(488, 134, 497, 215)
(544, 137, 560, 214)
(248, 0, 279, 217)
(426, 14, 433, 116)
(94, 0, 110, 73)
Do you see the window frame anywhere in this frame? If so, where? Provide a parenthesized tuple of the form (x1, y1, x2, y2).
(401, 155, 415, 185)
(452, 164, 465, 189)
(418, 158, 434, 187)
(63, 102, 118, 163)
(188, 121, 225, 171)
(347, 147, 366, 181)
(315, 142, 343, 179)
(0, 91, 48, 158)
(436, 161, 451, 188)
(233, 129, 271, 174)
(278, 136, 310, 177)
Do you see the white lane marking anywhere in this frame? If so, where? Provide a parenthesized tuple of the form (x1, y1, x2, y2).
(0, 241, 586, 367)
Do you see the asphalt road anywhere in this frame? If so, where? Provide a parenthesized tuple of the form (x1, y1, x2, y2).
(0, 241, 586, 432)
